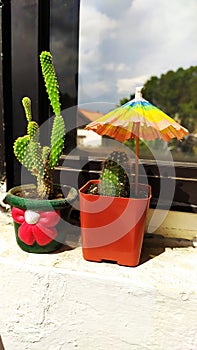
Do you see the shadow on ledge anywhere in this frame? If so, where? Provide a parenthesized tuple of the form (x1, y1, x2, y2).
(139, 233, 194, 265)
(0, 336, 5, 350)
(49, 206, 194, 267)
(51, 208, 81, 254)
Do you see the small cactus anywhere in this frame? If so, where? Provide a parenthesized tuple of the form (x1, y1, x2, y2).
(99, 151, 131, 197)
(13, 51, 65, 199)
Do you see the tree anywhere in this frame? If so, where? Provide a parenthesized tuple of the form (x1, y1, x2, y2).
(143, 66, 197, 132)
(119, 66, 197, 156)
(119, 66, 197, 132)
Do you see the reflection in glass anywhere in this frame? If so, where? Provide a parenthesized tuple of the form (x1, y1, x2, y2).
(50, 0, 79, 109)
(78, 0, 197, 162)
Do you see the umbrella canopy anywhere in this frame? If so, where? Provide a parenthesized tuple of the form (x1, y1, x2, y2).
(85, 87, 189, 195)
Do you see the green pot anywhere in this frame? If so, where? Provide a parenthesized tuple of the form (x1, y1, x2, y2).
(5, 184, 78, 253)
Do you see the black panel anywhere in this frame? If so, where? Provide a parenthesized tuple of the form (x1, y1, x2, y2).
(3, 0, 80, 188)
(38, 0, 50, 124)
(50, 0, 80, 153)
(3, 0, 39, 188)
(2, 0, 13, 188)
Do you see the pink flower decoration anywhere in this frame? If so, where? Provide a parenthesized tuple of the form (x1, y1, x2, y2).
(12, 207, 60, 246)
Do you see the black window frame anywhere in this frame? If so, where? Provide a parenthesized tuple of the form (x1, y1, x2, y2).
(2, 0, 79, 188)
(2, 0, 197, 213)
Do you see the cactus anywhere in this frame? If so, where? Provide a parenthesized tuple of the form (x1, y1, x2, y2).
(99, 151, 131, 197)
(13, 51, 65, 199)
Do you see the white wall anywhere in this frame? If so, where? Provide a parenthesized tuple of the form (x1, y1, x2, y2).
(0, 236, 197, 350)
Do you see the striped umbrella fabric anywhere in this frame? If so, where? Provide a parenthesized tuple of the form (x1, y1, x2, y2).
(85, 87, 189, 194)
(86, 91, 188, 142)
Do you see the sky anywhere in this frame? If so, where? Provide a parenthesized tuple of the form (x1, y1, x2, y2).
(78, 0, 197, 111)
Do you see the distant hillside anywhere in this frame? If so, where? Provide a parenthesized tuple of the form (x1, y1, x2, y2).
(143, 66, 197, 133)
(120, 66, 197, 133)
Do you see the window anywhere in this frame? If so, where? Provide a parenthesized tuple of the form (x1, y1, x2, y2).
(78, 0, 197, 161)
(3, 0, 80, 188)
(77, 0, 197, 212)
(2, 0, 197, 213)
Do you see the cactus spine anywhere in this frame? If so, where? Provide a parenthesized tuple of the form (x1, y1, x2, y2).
(99, 151, 131, 197)
(13, 51, 65, 199)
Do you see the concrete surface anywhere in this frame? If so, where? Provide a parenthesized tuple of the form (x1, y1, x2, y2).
(0, 182, 197, 350)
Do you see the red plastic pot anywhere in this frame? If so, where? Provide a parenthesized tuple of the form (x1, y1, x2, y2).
(79, 180, 151, 267)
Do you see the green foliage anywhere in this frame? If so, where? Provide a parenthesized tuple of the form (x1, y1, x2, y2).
(40, 51, 61, 117)
(118, 93, 135, 107)
(119, 66, 197, 156)
(42, 146, 50, 162)
(13, 51, 65, 199)
(14, 135, 33, 171)
(22, 97, 32, 122)
(119, 66, 197, 133)
(99, 151, 131, 197)
(48, 115, 65, 169)
(142, 66, 197, 133)
(27, 121, 39, 140)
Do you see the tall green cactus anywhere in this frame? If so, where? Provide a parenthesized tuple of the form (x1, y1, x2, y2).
(13, 51, 65, 199)
(99, 151, 131, 197)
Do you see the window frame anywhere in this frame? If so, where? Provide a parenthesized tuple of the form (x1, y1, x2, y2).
(2, 0, 79, 188)
(2, 0, 196, 213)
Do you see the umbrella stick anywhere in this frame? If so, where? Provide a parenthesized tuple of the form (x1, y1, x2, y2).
(135, 133, 139, 196)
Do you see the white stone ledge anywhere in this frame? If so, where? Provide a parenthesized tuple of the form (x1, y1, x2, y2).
(147, 209, 197, 240)
(0, 210, 197, 350)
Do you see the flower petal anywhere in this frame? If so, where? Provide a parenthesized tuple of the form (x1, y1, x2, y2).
(33, 224, 58, 246)
(39, 211, 60, 227)
(12, 207, 25, 224)
(18, 222, 35, 245)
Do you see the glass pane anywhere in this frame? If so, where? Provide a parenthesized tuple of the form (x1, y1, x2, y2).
(0, 4, 4, 177)
(78, 0, 197, 163)
(50, 0, 80, 153)
(50, 0, 79, 109)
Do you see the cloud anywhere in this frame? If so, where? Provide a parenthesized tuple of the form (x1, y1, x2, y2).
(104, 62, 127, 72)
(117, 75, 150, 95)
(79, 2, 117, 72)
(81, 0, 133, 19)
